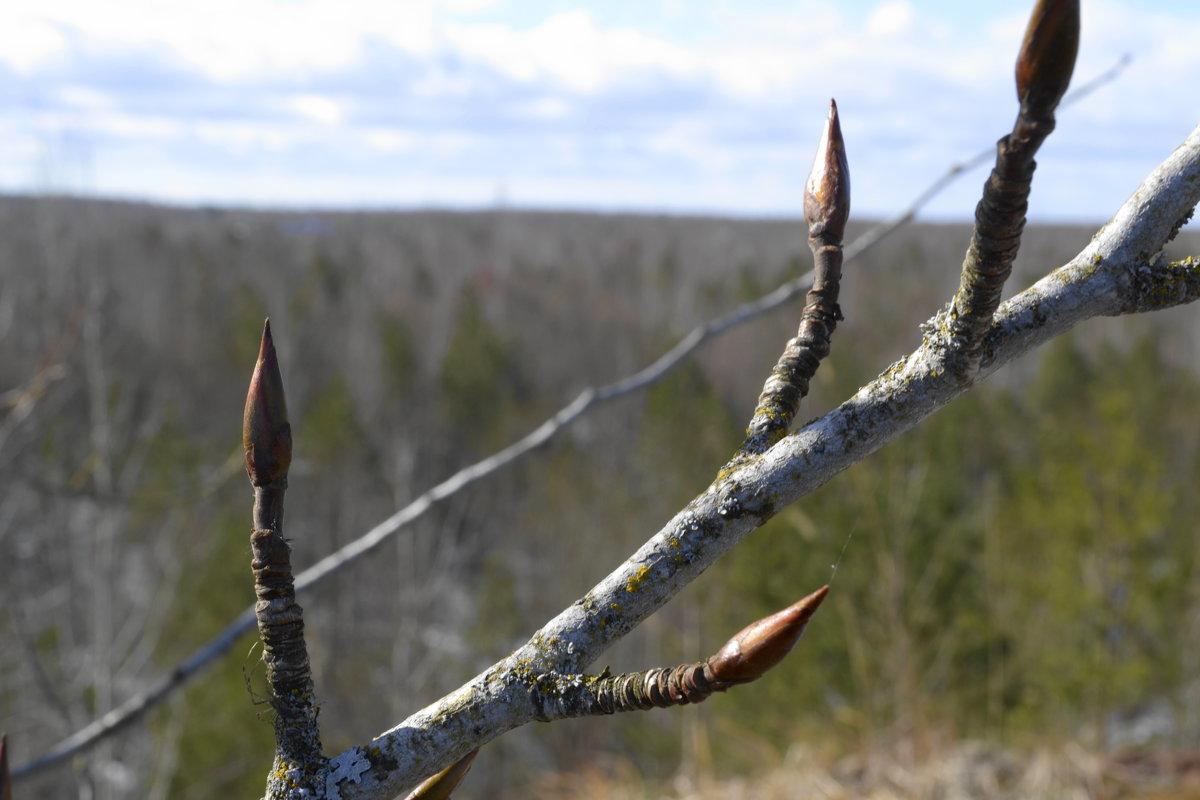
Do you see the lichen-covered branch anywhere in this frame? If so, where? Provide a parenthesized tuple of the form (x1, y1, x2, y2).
(1120, 257, 1200, 314)
(15, 56, 1141, 781)
(319, 120, 1200, 800)
(9, 4, 1192, 795)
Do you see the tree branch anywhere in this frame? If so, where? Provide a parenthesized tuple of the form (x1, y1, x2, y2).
(8, 52, 1141, 784)
(319, 123, 1200, 800)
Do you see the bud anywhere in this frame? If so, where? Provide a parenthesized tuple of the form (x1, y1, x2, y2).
(706, 585, 828, 685)
(243, 319, 292, 486)
(403, 749, 479, 800)
(804, 100, 850, 242)
(1015, 0, 1080, 114)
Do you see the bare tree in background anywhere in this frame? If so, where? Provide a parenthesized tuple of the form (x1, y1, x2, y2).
(6, 0, 1200, 797)
(1, 218, 196, 800)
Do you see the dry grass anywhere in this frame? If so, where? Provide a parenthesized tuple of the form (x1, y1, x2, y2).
(529, 736, 1200, 800)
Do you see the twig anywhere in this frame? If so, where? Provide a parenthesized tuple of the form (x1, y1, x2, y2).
(528, 586, 827, 721)
(244, 321, 324, 794)
(740, 100, 849, 456)
(947, 0, 1079, 374)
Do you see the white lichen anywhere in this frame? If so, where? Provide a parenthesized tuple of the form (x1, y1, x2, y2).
(324, 749, 371, 798)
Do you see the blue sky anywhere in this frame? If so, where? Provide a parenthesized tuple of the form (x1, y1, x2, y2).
(1, 0, 1198, 222)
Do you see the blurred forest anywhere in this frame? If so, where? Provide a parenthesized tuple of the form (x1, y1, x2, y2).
(1, 194, 1198, 798)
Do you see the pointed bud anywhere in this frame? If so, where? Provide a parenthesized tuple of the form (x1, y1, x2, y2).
(1, 733, 11, 800)
(804, 100, 850, 242)
(1015, 0, 1080, 114)
(243, 319, 292, 486)
(707, 585, 828, 685)
(403, 749, 479, 800)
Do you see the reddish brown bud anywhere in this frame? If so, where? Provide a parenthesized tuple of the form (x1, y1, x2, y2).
(243, 319, 292, 486)
(1015, 0, 1080, 114)
(706, 585, 828, 685)
(804, 100, 850, 242)
(403, 749, 479, 800)
(1, 733, 11, 800)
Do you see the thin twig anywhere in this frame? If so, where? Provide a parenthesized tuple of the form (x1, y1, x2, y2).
(244, 321, 324, 795)
(740, 99, 849, 456)
(947, 0, 1080, 372)
(529, 586, 827, 721)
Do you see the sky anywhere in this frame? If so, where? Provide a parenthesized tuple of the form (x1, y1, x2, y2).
(1, 0, 1198, 222)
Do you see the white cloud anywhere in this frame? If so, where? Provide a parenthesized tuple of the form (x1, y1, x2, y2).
(59, 86, 112, 111)
(0, 15, 67, 71)
(523, 98, 571, 120)
(193, 121, 293, 153)
(363, 130, 418, 152)
(0, 0, 442, 77)
(867, 1, 916, 38)
(646, 122, 746, 173)
(446, 10, 697, 91)
(0, 0, 1198, 220)
(94, 114, 183, 139)
(290, 95, 346, 126)
(441, 0, 499, 12)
